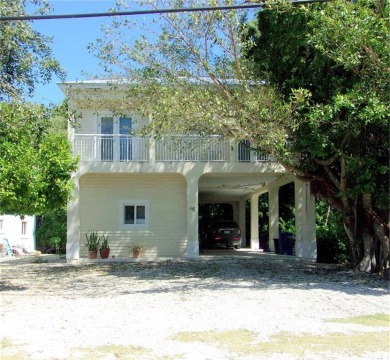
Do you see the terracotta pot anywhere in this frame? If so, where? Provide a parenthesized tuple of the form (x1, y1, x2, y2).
(99, 248, 110, 259)
(133, 249, 142, 258)
(88, 250, 98, 259)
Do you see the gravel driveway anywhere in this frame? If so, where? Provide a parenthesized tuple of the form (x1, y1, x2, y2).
(0, 253, 389, 360)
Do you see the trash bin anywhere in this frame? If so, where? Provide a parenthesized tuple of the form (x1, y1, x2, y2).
(280, 232, 293, 255)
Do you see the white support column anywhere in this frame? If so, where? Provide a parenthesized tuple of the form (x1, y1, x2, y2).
(186, 172, 200, 258)
(238, 199, 247, 247)
(250, 194, 259, 249)
(66, 174, 80, 260)
(294, 180, 317, 259)
(268, 187, 279, 252)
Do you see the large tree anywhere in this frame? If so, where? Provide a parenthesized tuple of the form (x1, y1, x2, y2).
(0, 1, 77, 215)
(0, 102, 78, 215)
(90, 0, 389, 271)
(245, 0, 389, 271)
(0, 0, 64, 101)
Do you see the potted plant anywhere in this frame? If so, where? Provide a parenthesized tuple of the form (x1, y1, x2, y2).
(99, 235, 110, 259)
(85, 231, 100, 259)
(130, 243, 143, 258)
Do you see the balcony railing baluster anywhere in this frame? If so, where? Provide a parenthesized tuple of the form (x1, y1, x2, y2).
(73, 135, 271, 163)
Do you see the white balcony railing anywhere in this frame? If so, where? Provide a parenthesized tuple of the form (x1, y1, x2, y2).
(155, 136, 231, 162)
(73, 135, 271, 163)
(73, 135, 150, 162)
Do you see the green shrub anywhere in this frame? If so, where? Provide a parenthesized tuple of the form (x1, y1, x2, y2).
(316, 200, 350, 264)
(36, 209, 66, 253)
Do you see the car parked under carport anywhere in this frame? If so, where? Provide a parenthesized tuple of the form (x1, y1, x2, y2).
(201, 220, 242, 249)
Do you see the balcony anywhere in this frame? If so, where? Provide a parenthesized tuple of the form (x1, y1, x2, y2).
(73, 135, 271, 163)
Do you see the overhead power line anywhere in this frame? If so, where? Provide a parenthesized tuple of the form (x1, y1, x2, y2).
(0, 0, 330, 21)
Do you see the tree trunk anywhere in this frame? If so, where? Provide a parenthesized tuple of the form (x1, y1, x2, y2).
(343, 216, 359, 268)
(298, 159, 388, 272)
(373, 222, 390, 272)
(358, 232, 375, 273)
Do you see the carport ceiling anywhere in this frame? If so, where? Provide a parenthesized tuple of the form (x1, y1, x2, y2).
(198, 173, 277, 201)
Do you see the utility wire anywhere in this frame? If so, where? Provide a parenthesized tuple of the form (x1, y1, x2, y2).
(0, 0, 330, 21)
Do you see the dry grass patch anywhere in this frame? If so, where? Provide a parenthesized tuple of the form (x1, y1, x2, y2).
(72, 344, 183, 360)
(327, 313, 390, 327)
(172, 327, 388, 358)
(0, 339, 27, 360)
(0, 340, 184, 360)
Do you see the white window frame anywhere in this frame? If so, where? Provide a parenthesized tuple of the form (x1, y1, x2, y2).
(97, 112, 133, 135)
(120, 201, 149, 229)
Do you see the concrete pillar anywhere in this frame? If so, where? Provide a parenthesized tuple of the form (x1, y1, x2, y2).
(238, 199, 247, 247)
(268, 187, 279, 252)
(186, 172, 200, 258)
(294, 180, 316, 259)
(250, 194, 259, 249)
(66, 174, 80, 260)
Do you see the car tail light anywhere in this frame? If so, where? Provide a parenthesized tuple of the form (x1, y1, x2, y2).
(214, 236, 222, 241)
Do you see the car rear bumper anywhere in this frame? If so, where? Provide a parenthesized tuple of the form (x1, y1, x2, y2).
(213, 239, 241, 248)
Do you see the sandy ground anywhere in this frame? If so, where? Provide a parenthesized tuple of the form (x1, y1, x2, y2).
(0, 253, 389, 360)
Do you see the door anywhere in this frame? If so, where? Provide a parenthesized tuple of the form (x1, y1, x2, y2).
(101, 117, 113, 161)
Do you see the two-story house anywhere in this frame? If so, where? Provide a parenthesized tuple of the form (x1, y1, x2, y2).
(60, 80, 316, 260)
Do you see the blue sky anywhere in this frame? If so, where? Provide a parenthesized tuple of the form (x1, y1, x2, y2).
(29, 1, 256, 106)
(30, 0, 120, 105)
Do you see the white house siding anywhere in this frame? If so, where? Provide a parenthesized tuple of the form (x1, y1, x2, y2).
(78, 173, 187, 258)
(77, 110, 96, 134)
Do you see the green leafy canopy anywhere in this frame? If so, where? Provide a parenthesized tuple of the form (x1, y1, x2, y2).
(0, 102, 78, 215)
(0, 0, 64, 101)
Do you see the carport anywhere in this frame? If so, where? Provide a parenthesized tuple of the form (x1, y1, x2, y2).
(198, 173, 317, 259)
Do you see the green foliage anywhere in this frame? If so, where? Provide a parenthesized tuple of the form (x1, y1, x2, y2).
(278, 183, 295, 234)
(36, 209, 66, 251)
(89, 0, 290, 150)
(130, 243, 144, 251)
(246, 0, 389, 268)
(257, 193, 269, 235)
(0, 0, 64, 101)
(100, 235, 109, 249)
(316, 200, 349, 264)
(85, 231, 100, 251)
(0, 0, 74, 217)
(0, 102, 78, 215)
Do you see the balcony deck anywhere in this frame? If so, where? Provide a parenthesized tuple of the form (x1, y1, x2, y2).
(73, 135, 272, 163)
